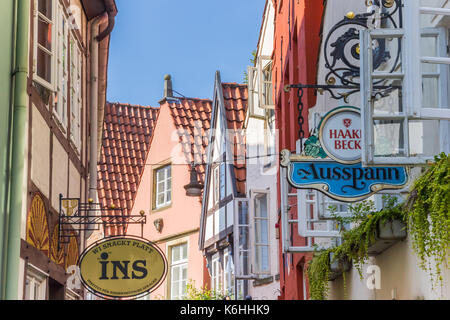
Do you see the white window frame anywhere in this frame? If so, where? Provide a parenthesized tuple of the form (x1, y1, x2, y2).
(54, 2, 68, 129)
(169, 243, 188, 300)
(211, 253, 223, 294)
(69, 34, 83, 149)
(234, 200, 251, 278)
(33, 0, 57, 91)
(253, 192, 270, 275)
(258, 56, 275, 109)
(213, 165, 220, 205)
(297, 189, 341, 238)
(223, 248, 235, 298)
(25, 265, 48, 300)
(360, 0, 450, 165)
(154, 165, 172, 209)
(213, 163, 225, 205)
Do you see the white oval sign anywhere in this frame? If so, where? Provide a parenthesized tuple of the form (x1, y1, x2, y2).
(319, 107, 361, 164)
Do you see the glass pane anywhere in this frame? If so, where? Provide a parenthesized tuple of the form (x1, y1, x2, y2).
(373, 120, 405, 157)
(239, 226, 248, 250)
(181, 243, 187, 260)
(38, 0, 52, 19)
(157, 182, 164, 194)
(38, 18, 52, 50)
(157, 169, 164, 181)
(256, 195, 268, 218)
(422, 77, 439, 109)
(172, 246, 180, 262)
(238, 202, 248, 225)
(157, 193, 164, 206)
(182, 265, 187, 280)
(421, 36, 438, 73)
(36, 48, 52, 83)
(409, 120, 440, 157)
(373, 87, 403, 115)
(261, 246, 269, 272)
(172, 266, 180, 282)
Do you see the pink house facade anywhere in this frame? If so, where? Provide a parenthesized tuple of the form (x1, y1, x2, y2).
(125, 76, 212, 299)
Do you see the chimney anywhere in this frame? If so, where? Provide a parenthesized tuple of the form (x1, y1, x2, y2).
(163, 74, 173, 98)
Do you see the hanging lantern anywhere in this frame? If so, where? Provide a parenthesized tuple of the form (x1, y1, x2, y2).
(184, 163, 204, 197)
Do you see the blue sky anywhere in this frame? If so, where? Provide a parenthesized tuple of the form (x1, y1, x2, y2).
(106, 0, 265, 106)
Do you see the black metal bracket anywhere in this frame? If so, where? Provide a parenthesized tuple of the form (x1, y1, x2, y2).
(58, 194, 146, 250)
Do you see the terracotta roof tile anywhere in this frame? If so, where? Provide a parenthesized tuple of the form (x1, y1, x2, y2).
(98, 102, 160, 236)
(222, 83, 248, 196)
(166, 98, 212, 188)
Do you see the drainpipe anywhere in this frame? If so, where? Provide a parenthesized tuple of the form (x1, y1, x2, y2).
(86, 12, 108, 240)
(4, 0, 30, 300)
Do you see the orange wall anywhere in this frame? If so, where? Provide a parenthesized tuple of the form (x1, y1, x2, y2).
(272, 0, 324, 300)
(126, 102, 208, 299)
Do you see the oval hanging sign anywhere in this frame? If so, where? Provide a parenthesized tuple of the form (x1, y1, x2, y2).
(78, 236, 167, 299)
(319, 106, 362, 164)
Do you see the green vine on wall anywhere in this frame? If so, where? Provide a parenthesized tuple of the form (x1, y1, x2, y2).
(405, 153, 450, 287)
(307, 197, 405, 300)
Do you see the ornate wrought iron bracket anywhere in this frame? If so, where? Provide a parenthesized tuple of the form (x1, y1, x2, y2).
(284, 83, 401, 103)
(58, 194, 146, 250)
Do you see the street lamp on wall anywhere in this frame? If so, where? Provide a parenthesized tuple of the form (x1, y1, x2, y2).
(184, 163, 204, 197)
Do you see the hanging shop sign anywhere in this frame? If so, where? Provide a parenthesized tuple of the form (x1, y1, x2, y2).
(281, 106, 408, 202)
(78, 236, 167, 299)
(318, 106, 362, 164)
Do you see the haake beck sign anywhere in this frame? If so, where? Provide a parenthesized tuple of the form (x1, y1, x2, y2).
(319, 107, 362, 164)
(281, 106, 408, 202)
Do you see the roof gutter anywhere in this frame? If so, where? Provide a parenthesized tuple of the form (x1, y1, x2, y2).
(96, 0, 117, 42)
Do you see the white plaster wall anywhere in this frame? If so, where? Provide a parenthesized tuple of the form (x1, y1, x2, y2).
(31, 105, 50, 199)
(51, 136, 68, 210)
(244, 0, 280, 301)
(68, 161, 80, 199)
(328, 237, 450, 300)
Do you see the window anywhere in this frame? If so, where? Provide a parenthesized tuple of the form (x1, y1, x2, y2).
(34, 0, 55, 89)
(360, 0, 450, 165)
(259, 57, 274, 109)
(25, 266, 47, 300)
(254, 193, 270, 274)
(297, 189, 341, 238)
(154, 165, 172, 209)
(235, 201, 250, 276)
(54, 2, 68, 128)
(211, 254, 223, 294)
(169, 243, 188, 300)
(213, 163, 225, 205)
(223, 249, 235, 298)
(70, 36, 82, 148)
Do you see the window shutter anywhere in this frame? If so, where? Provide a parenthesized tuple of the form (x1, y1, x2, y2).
(360, 0, 450, 165)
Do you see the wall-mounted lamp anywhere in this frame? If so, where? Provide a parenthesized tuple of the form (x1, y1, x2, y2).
(184, 163, 204, 197)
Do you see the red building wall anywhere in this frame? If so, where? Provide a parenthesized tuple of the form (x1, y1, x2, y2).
(272, 0, 324, 300)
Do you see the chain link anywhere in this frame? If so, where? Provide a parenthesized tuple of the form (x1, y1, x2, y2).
(297, 87, 305, 152)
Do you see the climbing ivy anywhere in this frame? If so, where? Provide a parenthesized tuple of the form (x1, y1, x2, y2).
(405, 153, 450, 287)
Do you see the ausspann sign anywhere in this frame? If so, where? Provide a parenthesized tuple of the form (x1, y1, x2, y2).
(78, 236, 167, 299)
(281, 106, 409, 202)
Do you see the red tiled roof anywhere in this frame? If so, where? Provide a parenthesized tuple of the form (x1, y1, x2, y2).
(166, 98, 213, 187)
(222, 83, 248, 196)
(98, 102, 160, 236)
